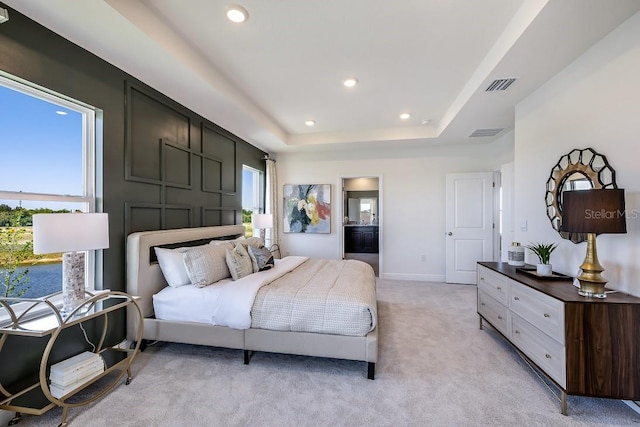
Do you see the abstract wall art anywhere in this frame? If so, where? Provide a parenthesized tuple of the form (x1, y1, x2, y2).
(283, 184, 331, 233)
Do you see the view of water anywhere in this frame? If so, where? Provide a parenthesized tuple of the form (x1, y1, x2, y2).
(10, 263, 62, 299)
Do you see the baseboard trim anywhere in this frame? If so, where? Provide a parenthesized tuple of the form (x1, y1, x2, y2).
(382, 273, 446, 282)
(623, 400, 640, 415)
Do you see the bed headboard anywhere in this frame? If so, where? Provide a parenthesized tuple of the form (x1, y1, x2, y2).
(126, 225, 246, 338)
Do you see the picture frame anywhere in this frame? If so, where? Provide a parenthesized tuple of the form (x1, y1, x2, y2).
(283, 184, 331, 233)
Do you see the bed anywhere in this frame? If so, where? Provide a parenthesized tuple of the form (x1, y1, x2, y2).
(125, 225, 378, 379)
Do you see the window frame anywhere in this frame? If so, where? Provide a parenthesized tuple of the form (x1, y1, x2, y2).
(242, 165, 264, 214)
(0, 72, 100, 312)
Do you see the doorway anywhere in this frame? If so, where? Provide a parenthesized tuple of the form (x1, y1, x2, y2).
(444, 172, 497, 284)
(341, 176, 381, 277)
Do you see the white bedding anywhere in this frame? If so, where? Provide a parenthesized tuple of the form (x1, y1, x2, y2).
(153, 256, 308, 329)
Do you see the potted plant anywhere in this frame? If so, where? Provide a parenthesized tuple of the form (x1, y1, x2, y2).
(526, 242, 558, 276)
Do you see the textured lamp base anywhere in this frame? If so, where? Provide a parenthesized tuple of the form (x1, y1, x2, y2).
(62, 251, 87, 315)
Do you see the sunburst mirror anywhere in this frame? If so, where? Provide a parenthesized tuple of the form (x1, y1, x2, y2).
(545, 148, 618, 243)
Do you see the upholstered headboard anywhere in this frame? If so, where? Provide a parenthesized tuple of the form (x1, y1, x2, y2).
(125, 225, 245, 338)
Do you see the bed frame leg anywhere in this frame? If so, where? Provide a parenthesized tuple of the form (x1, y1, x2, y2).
(244, 350, 250, 365)
(367, 362, 375, 380)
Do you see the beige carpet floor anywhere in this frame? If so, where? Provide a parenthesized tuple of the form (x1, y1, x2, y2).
(17, 279, 640, 426)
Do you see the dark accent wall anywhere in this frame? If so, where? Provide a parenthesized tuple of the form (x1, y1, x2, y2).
(122, 82, 251, 234)
(0, 4, 266, 295)
(0, 6, 264, 385)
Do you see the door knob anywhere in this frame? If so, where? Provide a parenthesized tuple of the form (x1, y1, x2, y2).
(447, 232, 453, 236)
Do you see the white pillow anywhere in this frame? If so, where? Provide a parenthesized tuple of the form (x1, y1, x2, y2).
(154, 247, 191, 288)
(210, 236, 246, 246)
(209, 236, 244, 246)
(182, 242, 233, 287)
(226, 243, 253, 281)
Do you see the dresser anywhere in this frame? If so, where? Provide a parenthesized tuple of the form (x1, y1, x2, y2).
(477, 262, 640, 415)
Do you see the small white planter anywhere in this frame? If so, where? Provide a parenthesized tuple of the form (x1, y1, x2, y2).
(537, 263, 553, 276)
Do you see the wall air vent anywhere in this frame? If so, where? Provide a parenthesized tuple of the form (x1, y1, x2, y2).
(469, 128, 504, 138)
(485, 78, 517, 91)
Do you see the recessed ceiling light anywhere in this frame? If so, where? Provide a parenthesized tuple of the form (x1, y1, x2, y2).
(55, 111, 68, 115)
(305, 120, 316, 127)
(226, 5, 249, 23)
(343, 78, 358, 88)
(421, 119, 430, 125)
(399, 113, 411, 120)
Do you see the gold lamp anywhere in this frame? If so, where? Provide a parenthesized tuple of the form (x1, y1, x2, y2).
(561, 189, 626, 298)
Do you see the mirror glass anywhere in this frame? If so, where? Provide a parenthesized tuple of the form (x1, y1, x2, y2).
(345, 189, 379, 225)
(359, 198, 377, 224)
(558, 172, 593, 212)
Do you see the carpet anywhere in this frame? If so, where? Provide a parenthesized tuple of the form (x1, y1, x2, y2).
(18, 279, 640, 426)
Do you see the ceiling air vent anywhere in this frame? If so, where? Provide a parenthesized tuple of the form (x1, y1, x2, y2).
(0, 8, 8, 24)
(469, 128, 504, 138)
(485, 78, 517, 91)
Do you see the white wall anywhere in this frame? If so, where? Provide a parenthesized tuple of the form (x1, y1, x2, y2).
(500, 161, 515, 262)
(514, 11, 640, 296)
(276, 135, 513, 281)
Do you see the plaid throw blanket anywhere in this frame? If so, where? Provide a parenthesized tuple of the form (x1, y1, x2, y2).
(251, 258, 377, 336)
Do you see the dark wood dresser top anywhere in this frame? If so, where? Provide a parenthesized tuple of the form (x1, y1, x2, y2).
(478, 262, 640, 305)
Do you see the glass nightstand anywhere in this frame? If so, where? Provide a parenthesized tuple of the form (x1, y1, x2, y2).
(0, 291, 143, 426)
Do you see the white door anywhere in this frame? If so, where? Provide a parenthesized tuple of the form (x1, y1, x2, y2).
(445, 172, 494, 284)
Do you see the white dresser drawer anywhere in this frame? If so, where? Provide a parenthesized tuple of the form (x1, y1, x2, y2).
(477, 266, 509, 305)
(509, 280, 565, 345)
(510, 314, 566, 388)
(478, 291, 508, 337)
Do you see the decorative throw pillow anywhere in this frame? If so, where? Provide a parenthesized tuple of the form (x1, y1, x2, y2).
(226, 243, 253, 281)
(236, 236, 265, 251)
(182, 242, 233, 287)
(154, 247, 191, 287)
(248, 245, 274, 273)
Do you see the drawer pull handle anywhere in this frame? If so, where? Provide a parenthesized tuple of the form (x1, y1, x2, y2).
(515, 330, 520, 334)
(480, 303, 485, 306)
(514, 296, 520, 301)
(545, 354, 551, 359)
(497, 316, 503, 320)
(544, 313, 550, 318)
(480, 277, 485, 281)
(497, 286, 502, 290)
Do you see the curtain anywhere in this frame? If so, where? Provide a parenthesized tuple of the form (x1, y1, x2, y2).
(265, 159, 278, 250)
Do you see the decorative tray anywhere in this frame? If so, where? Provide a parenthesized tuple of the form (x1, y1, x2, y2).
(515, 267, 573, 281)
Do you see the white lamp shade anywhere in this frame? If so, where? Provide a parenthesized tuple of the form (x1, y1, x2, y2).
(251, 213, 273, 229)
(33, 213, 109, 254)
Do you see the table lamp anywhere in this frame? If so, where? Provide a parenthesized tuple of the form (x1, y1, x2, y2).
(33, 213, 109, 314)
(561, 189, 626, 298)
(251, 213, 273, 241)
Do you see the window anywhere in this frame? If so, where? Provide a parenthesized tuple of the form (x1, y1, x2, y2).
(0, 73, 99, 300)
(241, 165, 264, 237)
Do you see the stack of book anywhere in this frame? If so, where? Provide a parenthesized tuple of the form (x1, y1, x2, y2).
(49, 351, 105, 399)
